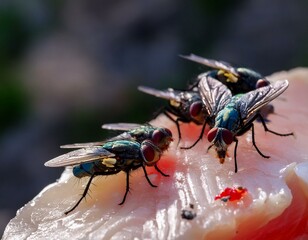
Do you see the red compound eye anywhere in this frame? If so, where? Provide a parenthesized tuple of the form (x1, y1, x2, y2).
(207, 128, 218, 143)
(189, 101, 202, 118)
(256, 79, 269, 88)
(221, 129, 233, 145)
(152, 128, 173, 150)
(152, 130, 164, 145)
(141, 141, 160, 165)
(163, 128, 172, 138)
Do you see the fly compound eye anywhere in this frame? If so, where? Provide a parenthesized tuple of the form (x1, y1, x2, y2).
(152, 128, 173, 151)
(207, 128, 218, 143)
(256, 79, 270, 88)
(163, 128, 172, 138)
(152, 129, 164, 146)
(189, 101, 203, 118)
(221, 129, 233, 145)
(141, 141, 161, 166)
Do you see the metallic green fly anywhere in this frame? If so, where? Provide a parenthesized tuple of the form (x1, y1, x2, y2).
(138, 86, 213, 149)
(181, 54, 270, 94)
(45, 125, 173, 214)
(61, 123, 172, 152)
(198, 75, 293, 172)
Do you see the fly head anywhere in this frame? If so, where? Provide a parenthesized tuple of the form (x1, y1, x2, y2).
(207, 127, 233, 163)
(151, 127, 173, 151)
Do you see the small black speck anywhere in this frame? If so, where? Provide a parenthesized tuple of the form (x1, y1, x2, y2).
(181, 209, 197, 220)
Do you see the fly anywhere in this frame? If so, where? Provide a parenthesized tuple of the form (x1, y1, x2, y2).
(198, 76, 293, 172)
(61, 123, 173, 152)
(138, 86, 209, 148)
(45, 138, 172, 214)
(181, 54, 270, 94)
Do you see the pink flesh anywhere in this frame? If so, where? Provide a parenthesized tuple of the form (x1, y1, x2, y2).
(3, 68, 308, 239)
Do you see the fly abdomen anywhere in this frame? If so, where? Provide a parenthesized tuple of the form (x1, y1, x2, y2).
(73, 161, 103, 178)
(73, 159, 120, 178)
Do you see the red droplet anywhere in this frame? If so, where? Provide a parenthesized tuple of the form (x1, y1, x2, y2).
(215, 186, 247, 202)
(207, 128, 218, 143)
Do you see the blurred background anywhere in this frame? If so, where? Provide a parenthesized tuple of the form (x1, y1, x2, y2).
(1, 0, 308, 234)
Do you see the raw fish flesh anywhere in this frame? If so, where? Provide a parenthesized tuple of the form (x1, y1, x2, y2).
(3, 68, 308, 240)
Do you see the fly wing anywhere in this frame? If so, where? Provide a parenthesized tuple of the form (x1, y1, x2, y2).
(60, 141, 105, 149)
(198, 74, 232, 116)
(62, 123, 151, 150)
(44, 147, 115, 167)
(180, 54, 238, 76)
(101, 123, 146, 131)
(138, 86, 182, 102)
(236, 80, 289, 123)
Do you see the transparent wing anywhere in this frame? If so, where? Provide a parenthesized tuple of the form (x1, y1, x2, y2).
(61, 141, 105, 149)
(138, 86, 182, 102)
(236, 80, 289, 123)
(180, 54, 238, 76)
(44, 147, 115, 167)
(102, 123, 144, 131)
(62, 123, 148, 150)
(198, 74, 232, 116)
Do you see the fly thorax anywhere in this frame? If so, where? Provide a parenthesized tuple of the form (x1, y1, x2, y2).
(225, 73, 238, 83)
(125, 159, 139, 167)
(237, 68, 263, 83)
(217, 70, 238, 83)
(226, 108, 241, 131)
(116, 158, 128, 166)
(101, 158, 117, 168)
(130, 126, 151, 141)
(215, 107, 241, 132)
(170, 99, 181, 108)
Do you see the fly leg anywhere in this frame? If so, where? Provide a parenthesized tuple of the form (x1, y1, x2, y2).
(233, 138, 239, 173)
(207, 143, 214, 152)
(154, 164, 169, 177)
(257, 113, 293, 137)
(251, 123, 270, 159)
(141, 165, 157, 187)
(65, 171, 119, 214)
(162, 108, 191, 146)
(119, 170, 131, 205)
(186, 79, 199, 91)
(65, 173, 96, 215)
(159, 110, 182, 144)
(152, 107, 181, 141)
(181, 121, 206, 149)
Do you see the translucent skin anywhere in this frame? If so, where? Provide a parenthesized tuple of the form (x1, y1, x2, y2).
(3, 68, 308, 239)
